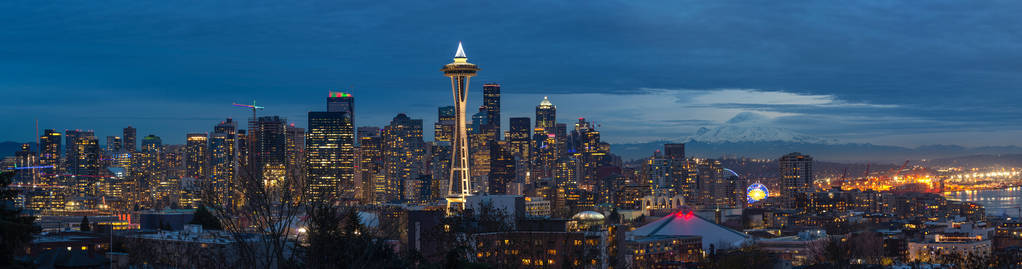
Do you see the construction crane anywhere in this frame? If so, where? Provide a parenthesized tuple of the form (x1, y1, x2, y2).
(836, 167, 848, 188)
(892, 160, 910, 179)
(232, 100, 264, 121)
(233, 100, 264, 176)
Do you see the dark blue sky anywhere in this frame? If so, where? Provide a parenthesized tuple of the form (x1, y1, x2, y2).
(2, 0, 1021, 146)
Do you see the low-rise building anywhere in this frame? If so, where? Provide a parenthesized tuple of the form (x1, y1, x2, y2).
(908, 221, 992, 262)
(121, 224, 244, 268)
(472, 231, 605, 268)
(757, 230, 829, 266)
(626, 235, 702, 268)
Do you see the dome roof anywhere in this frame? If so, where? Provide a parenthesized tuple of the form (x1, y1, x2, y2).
(572, 211, 605, 221)
(539, 96, 553, 107)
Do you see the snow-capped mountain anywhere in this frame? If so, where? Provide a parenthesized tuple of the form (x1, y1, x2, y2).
(686, 125, 837, 144)
(683, 112, 837, 144)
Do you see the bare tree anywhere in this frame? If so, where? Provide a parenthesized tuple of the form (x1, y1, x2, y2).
(848, 231, 883, 264)
(199, 164, 308, 268)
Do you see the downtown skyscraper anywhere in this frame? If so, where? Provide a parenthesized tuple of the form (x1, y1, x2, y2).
(123, 126, 136, 152)
(533, 97, 559, 176)
(434, 106, 455, 143)
(38, 129, 61, 185)
(508, 117, 531, 162)
(65, 130, 100, 196)
(306, 92, 355, 203)
(535, 96, 556, 131)
(482, 83, 501, 140)
(106, 136, 122, 154)
(488, 142, 514, 194)
(470, 84, 501, 181)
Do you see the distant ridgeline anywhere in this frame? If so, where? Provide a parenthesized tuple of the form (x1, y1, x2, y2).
(611, 140, 1022, 164)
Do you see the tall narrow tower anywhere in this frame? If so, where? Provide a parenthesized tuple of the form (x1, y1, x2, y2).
(442, 42, 480, 213)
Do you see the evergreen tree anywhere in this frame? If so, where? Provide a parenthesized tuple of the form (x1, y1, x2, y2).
(159, 220, 173, 231)
(189, 205, 222, 230)
(608, 208, 620, 224)
(303, 205, 407, 268)
(80, 216, 91, 231)
(0, 172, 40, 266)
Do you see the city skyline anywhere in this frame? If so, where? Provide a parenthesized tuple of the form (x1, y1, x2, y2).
(4, 2, 1022, 268)
(3, 1, 1022, 147)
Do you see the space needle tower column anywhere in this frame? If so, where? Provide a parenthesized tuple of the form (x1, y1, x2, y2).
(442, 42, 479, 214)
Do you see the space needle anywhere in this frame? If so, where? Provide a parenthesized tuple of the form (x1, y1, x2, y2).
(442, 42, 480, 214)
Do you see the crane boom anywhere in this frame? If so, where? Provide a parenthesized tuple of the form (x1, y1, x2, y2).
(893, 160, 910, 178)
(232, 100, 265, 123)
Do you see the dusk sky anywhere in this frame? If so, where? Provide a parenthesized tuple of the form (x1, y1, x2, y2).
(3, 0, 1021, 147)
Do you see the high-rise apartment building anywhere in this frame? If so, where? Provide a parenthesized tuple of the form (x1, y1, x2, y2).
(236, 129, 249, 173)
(357, 127, 384, 203)
(779, 152, 814, 209)
(14, 144, 36, 183)
(67, 131, 100, 195)
(65, 130, 100, 177)
(209, 119, 237, 208)
(430, 141, 451, 201)
(252, 116, 288, 181)
(185, 133, 208, 179)
(286, 124, 305, 173)
(382, 113, 424, 202)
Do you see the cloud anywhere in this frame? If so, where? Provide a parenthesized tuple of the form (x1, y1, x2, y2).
(647, 88, 898, 109)
(725, 112, 772, 125)
(501, 87, 899, 144)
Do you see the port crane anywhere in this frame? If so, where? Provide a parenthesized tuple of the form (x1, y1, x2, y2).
(892, 160, 910, 179)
